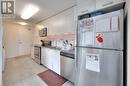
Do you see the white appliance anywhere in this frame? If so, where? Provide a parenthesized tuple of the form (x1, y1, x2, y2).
(76, 9, 125, 86)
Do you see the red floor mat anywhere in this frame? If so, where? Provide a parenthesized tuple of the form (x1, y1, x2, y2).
(38, 70, 67, 86)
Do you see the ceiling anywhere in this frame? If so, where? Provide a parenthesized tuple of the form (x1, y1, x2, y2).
(12, 0, 76, 24)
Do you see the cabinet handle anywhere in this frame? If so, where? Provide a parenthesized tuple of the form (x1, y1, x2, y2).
(102, 1, 114, 7)
(81, 9, 88, 13)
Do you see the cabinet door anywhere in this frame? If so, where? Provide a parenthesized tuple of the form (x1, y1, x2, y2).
(41, 48, 52, 69)
(47, 49, 53, 70)
(52, 50, 60, 75)
(41, 48, 47, 65)
(77, 0, 95, 15)
(96, 0, 125, 9)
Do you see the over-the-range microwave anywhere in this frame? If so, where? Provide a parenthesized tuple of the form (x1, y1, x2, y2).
(39, 28, 47, 37)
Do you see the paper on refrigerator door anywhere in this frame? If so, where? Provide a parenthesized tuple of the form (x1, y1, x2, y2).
(96, 18, 111, 32)
(86, 54, 100, 72)
(111, 16, 119, 31)
(82, 31, 94, 46)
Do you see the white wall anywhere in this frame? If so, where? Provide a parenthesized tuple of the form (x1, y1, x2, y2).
(34, 6, 76, 44)
(33, 25, 42, 45)
(3, 22, 33, 58)
(0, 16, 3, 86)
(39, 7, 76, 35)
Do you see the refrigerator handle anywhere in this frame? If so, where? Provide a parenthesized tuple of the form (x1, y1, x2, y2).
(75, 47, 78, 68)
(75, 20, 79, 67)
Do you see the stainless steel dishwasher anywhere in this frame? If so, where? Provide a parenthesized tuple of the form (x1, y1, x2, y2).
(60, 50, 75, 83)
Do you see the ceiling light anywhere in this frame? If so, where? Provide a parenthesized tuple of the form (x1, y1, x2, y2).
(21, 4, 39, 20)
(18, 22, 27, 25)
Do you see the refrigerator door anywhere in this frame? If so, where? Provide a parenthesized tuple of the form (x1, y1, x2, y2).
(75, 48, 123, 86)
(94, 10, 124, 50)
(78, 9, 124, 50)
(78, 18, 95, 47)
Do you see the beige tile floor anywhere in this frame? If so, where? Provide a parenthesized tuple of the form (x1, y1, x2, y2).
(3, 56, 73, 86)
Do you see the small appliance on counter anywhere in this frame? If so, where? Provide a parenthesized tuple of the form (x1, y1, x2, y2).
(40, 40, 51, 46)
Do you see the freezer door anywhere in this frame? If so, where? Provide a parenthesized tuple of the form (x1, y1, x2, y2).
(76, 48, 123, 86)
(78, 18, 95, 47)
(78, 10, 124, 50)
(94, 10, 124, 50)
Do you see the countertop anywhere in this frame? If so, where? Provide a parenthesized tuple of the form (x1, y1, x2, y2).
(34, 45, 62, 51)
(34, 44, 75, 58)
(43, 46, 62, 50)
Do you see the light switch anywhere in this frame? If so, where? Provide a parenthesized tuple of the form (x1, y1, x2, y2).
(111, 16, 119, 31)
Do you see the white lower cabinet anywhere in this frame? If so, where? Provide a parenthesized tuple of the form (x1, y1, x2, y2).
(52, 50, 60, 75)
(41, 47, 60, 75)
(41, 48, 53, 69)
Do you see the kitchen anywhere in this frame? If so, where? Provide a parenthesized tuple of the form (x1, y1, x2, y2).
(0, 0, 129, 86)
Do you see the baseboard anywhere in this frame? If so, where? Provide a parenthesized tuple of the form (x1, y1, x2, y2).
(7, 54, 31, 59)
(14, 54, 31, 58)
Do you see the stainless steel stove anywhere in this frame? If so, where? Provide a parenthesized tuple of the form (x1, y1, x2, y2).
(33, 46, 42, 65)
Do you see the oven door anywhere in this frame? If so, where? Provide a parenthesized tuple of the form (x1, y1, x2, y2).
(34, 46, 41, 64)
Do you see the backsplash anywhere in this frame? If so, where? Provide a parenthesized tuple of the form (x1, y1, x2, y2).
(51, 39, 76, 50)
(40, 34, 76, 41)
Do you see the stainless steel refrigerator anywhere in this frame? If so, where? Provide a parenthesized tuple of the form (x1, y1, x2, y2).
(76, 9, 124, 86)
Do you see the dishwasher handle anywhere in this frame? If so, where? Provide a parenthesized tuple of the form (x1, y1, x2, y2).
(60, 52, 75, 59)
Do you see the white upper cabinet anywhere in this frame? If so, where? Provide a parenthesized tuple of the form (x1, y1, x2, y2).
(77, 0, 96, 15)
(96, 0, 125, 10)
(76, 0, 125, 16)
